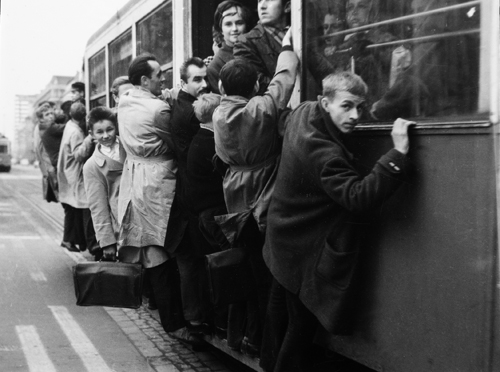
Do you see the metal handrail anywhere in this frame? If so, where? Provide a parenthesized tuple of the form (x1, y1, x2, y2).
(321, 1, 480, 39)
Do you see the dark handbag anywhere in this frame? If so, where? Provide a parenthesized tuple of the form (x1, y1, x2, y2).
(205, 248, 256, 307)
(73, 261, 144, 309)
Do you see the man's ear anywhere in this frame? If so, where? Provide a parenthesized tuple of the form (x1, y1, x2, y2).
(320, 96, 330, 111)
(218, 80, 226, 96)
(140, 75, 149, 88)
(284, 1, 291, 14)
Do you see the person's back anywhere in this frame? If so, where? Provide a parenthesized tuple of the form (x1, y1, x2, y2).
(41, 123, 65, 168)
(213, 28, 297, 235)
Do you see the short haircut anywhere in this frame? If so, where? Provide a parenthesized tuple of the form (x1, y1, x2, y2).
(69, 101, 87, 122)
(110, 76, 131, 96)
(180, 57, 206, 83)
(87, 106, 117, 131)
(71, 82, 85, 93)
(213, 1, 254, 41)
(193, 93, 222, 123)
(129, 53, 157, 86)
(38, 100, 55, 108)
(60, 100, 73, 116)
(219, 59, 257, 97)
(35, 104, 53, 120)
(322, 72, 368, 100)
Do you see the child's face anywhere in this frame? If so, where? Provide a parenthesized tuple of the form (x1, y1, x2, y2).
(91, 120, 117, 147)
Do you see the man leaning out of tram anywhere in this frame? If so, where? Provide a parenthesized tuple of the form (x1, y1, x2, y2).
(260, 71, 415, 372)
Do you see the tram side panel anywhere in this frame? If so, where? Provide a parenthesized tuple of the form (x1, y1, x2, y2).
(317, 127, 497, 372)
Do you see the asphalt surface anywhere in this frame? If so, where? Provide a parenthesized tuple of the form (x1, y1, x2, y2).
(0, 165, 256, 372)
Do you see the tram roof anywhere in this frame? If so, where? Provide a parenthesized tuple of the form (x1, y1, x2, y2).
(86, 0, 142, 47)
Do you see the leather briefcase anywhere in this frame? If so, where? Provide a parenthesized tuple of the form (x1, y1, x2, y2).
(205, 248, 256, 307)
(73, 261, 144, 309)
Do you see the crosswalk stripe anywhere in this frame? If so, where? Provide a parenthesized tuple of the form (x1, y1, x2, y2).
(48, 306, 112, 372)
(12, 239, 47, 282)
(16, 325, 57, 372)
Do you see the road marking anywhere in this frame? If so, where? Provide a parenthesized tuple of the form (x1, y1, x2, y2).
(48, 306, 112, 372)
(0, 236, 41, 240)
(12, 240, 47, 282)
(16, 325, 57, 372)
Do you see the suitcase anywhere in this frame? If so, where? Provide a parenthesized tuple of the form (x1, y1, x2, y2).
(73, 261, 144, 309)
(205, 248, 256, 307)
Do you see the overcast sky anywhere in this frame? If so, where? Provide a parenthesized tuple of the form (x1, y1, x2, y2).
(0, 0, 131, 139)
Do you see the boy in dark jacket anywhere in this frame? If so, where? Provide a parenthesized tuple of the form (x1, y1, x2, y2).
(261, 72, 415, 372)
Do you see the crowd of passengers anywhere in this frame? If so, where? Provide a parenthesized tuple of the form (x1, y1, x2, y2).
(33, 1, 416, 371)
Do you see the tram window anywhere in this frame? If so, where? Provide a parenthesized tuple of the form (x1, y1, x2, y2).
(136, 2, 173, 67)
(303, 0, 481, 121)
(90, 96, 106, 110)
(89, 49, 106, 100)
(109, 30, 132, 108)
(0, 145, 7, 153)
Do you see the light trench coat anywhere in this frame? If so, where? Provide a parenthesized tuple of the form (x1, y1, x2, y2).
(57, 120, 93, 208)
(83, 140, 126, 248)
(117, 87, 177, 249)
(213, 49, 298, 244)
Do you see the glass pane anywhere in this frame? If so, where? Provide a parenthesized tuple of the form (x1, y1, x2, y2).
(89, 49, 106, 98)
(109, 30, 132, 108)
(304, 0, 481, 121)
(0, 145, 7, 153)
(136, 2, 173, 66)
(90, 96, 106, 109)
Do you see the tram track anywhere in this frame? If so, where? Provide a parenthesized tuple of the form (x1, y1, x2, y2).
(11, 180, 64, 232)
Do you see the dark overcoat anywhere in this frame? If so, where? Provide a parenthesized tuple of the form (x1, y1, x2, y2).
(263, 99, 409, 334)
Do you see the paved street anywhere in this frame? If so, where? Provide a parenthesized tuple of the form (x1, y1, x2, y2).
(0, 165, 256, 372)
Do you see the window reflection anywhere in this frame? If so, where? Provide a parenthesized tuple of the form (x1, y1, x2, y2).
(136, 2, 173, 67)
(109, 30, 132, 108)
(89, 49, 106, 99)
(305, 0, 481, 121)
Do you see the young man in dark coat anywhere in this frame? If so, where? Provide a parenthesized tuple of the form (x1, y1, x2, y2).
(233, 0, 290, 94)
(260, 72, 415, 371)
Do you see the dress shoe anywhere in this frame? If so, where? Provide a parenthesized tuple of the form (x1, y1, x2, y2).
(61, 241, 79, 252)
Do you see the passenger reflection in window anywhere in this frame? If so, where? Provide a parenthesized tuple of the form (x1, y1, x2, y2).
(322, 13, 345, 56)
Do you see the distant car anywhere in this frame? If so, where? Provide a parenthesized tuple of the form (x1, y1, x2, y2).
(19, 159, 29, 166)
(0, 135, 12, 172)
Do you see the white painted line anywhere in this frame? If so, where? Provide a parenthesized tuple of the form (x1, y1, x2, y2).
(16, 325, 56, 372)
(0, 236, 41, 240)
(30, 272, 47, 282)
(48, 306, 112, 372)
(12, 240, 47, 283)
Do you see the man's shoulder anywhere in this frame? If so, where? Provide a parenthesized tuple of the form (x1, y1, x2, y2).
(239, 24, 266, 42)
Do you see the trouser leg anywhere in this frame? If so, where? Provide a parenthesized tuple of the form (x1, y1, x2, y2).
(82, 208, 99, 256)
(147, 259, 185, 332)
(260, 279, 288, 372)
(62, 203, 76, 243)
(273, 287, 319, 372)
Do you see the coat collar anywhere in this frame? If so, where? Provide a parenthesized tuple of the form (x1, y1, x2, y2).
(125, 86, 159, 100)
(92, 139, 125, 169)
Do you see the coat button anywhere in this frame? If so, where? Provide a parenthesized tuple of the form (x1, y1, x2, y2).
(389, 162, 401, 172)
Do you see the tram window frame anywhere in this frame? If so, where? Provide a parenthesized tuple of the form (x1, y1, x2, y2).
(108, 29, 133, 109)
(136, 1, 173, 68)
(88, 48, 106, 104)
(300, 0, 487, 127)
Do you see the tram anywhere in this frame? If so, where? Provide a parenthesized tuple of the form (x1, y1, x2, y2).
(84, 0, 499, 371)
(0, 134, 12, 172)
